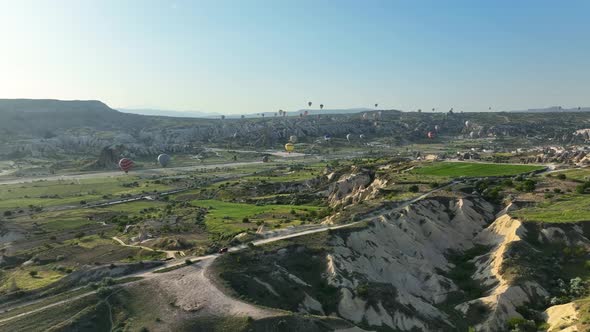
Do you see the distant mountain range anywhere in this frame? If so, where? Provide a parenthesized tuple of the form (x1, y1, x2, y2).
(511, 106, 590, 113)
(0, 99, 116, 113)
(118, 108, 221, 118)
(118, 107, 374, 118)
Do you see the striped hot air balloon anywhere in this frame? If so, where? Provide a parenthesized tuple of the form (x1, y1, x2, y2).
(118, 158, 134, 174)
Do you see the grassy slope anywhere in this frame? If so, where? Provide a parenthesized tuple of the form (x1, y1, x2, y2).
(513, 195, 590, 223)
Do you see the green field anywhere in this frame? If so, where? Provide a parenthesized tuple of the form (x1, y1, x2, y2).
(412, 162, 544, 177)
(0, 176, 173, 211)
(191, 199, 322, 235)
(513, 195, 590, 223)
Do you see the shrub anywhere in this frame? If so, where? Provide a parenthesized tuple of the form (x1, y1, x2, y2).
(506, 317, 536, 332)
(502, 179, 514, 187)
(242, 217, 250, 223)
(516, 179, 536, 192)
(408, 185, 419, 193)
(185, 259, 193, 265)
(575, 181, 590, 194)
(356, 283, 369, 298)
(29, 270, 38, 277)
(557, 173, 567, 180)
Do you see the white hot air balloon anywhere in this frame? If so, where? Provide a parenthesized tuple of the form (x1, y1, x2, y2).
(346, 133, 351, 141)
(157, 154, 171, 167)
(289, 135, 297, 143)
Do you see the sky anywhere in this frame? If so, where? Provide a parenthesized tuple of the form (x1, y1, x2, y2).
(1, 0, 589, 114)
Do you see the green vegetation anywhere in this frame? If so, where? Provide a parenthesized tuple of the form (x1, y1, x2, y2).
(191, 199, 322, 235)
(0, 176, 173, 212)
(513, 195, 590, 223)
(0, 268, 65, 293)
(559, 168, 590, 182)
(413, 162, 544, 178)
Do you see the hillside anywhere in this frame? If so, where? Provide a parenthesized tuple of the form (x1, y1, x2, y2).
(1, 99, 589, 161)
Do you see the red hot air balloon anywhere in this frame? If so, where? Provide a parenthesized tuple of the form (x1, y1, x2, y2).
(427, 131, 435, 139)
(119, 158, 134, 174)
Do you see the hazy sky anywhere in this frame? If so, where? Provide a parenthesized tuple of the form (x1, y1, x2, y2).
(1, 0, 589, 114)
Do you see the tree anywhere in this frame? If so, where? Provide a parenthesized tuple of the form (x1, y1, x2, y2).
(409, 185, 419, 193)
(520, 179, 536, 192)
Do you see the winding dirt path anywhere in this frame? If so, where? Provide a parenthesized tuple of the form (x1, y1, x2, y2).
(112, 236, 184, 259)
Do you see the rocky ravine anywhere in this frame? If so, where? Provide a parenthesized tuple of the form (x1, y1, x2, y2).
(216, 191, 590, 331)
(326, 197, 496, 331)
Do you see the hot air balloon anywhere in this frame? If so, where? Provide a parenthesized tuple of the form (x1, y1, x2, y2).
(304, 110, 309, 116)
(434, 125, 440, 132)
(262, 155, 270, 163)
(157, 154, 171, 167)
(285, 143, 295, 153)
(221, 115, 226, 120)
(289, 135, 297, 143)
(374, 103, 378, 108)
(320, 104, 324, 110)
(308, 101, 312, 107)
(427, 131, 435, 139)
(362, 113, 368, 120)
(324, 134, 331, 141)
(346, 133, 351, 141)
(465, 120, 470, 127)
(359, 134, 365, 139)
(241, 115, 245, 119)
(119, 158, 134, 174)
